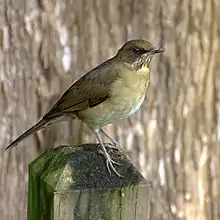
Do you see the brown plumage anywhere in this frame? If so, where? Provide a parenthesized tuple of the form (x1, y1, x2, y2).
(6, 39, 164, 177)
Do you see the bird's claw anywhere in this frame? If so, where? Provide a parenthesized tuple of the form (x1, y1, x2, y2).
(99, 149, 123, 177)
(109, 141, 120, 149)
(106, 156, 123, 177)
(105, 143, 119, 150)
(105, 143, 125, 155)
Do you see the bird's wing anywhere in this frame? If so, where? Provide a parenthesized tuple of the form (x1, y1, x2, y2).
(45, 61, 118, 118)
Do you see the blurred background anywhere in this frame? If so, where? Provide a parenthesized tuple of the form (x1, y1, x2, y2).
(0, 0, 220, 219)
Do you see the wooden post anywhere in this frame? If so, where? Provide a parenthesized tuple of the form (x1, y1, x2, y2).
(28, 144, 151, 220)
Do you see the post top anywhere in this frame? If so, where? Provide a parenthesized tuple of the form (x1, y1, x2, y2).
(29, 144, 148, 191)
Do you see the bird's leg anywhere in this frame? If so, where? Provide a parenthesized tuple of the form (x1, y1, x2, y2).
(93, 129, 122, 177)
(100, 128, 125, 154)
(100, 128, 120, 149)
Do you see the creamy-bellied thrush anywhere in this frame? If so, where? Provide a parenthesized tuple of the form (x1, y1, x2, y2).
(6, 39, 164, 177)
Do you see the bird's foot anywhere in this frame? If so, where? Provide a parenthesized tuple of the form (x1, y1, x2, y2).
(106, 142, 125, 154)
(99, 149, 123, 177)
(105, 154, 123, 177)
(105, 142, 119, 150)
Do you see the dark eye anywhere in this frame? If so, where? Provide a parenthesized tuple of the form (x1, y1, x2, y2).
(133, 47, 145, 55)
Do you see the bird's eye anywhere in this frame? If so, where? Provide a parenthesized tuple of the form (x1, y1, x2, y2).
(133, 47, 145, 55)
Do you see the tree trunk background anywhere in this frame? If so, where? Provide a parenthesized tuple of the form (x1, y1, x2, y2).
(0, 0, 220, 220)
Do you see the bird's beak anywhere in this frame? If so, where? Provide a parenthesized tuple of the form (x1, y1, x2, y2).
(152, 47, 165, 54)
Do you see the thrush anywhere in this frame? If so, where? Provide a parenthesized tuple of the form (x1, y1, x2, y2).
(6, 39, 164, 177)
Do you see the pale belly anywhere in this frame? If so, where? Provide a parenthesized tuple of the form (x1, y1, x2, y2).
(77, 91, 146, 129)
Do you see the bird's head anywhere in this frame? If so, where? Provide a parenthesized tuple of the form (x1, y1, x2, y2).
(116, 39, 164, 69)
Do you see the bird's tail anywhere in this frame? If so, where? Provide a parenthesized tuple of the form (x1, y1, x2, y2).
(5, 118, 50, 150)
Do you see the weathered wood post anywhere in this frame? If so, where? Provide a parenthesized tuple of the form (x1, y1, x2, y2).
(28, 144, 151, 220)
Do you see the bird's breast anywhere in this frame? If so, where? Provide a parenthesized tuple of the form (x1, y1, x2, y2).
(126, 95, 145, 116)
(77, 69, 150, 129)
(109, 76, 148, 117)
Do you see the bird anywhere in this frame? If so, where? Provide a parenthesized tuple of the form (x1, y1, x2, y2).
(6, 39, 164, 177)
